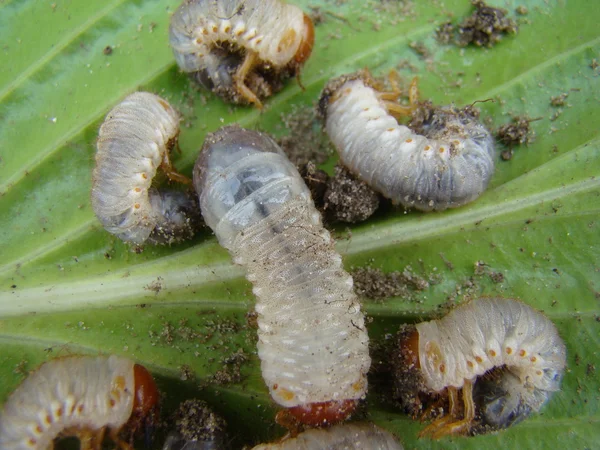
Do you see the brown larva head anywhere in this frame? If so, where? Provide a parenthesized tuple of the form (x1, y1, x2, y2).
(279, 400, 358, 428)
(127, 364, 160, 438)
(294, 14, 315, 65)
(391, 325, 431, 417)
(317, 72, 365, 121)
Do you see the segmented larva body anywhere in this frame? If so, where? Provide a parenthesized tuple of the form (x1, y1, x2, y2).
(169, 0, 314, 106)
(92, 92, 200, 245)
(319, 74, 495, 211)
(395, 297, 566, 437)
(0, 355, 159, 449)
(194, 126, 370, 426)
(252, 422, 403, 450)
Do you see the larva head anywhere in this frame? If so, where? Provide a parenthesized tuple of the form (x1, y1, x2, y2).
(280, 400, 358, 427)
(391, 325, 431, 417)
(127, 364, 160, 438)
(317, 72, 365, 121)
(294, 14, 315, 65)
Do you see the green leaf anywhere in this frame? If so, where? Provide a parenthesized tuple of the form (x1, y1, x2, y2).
(0, 0, 598, 448)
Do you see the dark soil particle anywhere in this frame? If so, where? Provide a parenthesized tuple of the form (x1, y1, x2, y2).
(170, 399, 228, 443)
(352, 266, 430, 300)
(323, 165, 380, 223)
(497, 115, 537, 160)
(299, 161, 329, 209)
(436, 0, 518, 48)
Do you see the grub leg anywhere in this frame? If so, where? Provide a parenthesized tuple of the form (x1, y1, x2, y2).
(418, 386, 461, 438)
(430, 379, 475, 438)
(233, 50, 263, 109)
(408, 76, 419, 107)
(275, 409, 302, 437)
(109, 427, 134, 450)
(77, 427, 105, 450)
(160, 151, 191, 185)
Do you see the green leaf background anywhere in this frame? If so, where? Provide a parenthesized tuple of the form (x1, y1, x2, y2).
(0, 0, 598, 448)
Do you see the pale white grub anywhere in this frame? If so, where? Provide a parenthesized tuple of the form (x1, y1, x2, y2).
(395, 297, 566, 438)
(169, 0, 314, 107)
(320, 74, 495, 211)
(0, 355, 159, 450)
(92, 92, 200, 246)
(252, 422, 404, 450)
(193, 126, 370, 424)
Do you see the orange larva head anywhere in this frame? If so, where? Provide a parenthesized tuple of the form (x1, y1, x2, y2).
(294, 13, 315, 65)
(398, 326, 421, 370)
(127, 364, 160, 437)
(281, 400, 358, 428)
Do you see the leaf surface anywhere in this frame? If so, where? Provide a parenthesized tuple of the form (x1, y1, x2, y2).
(0, 0, 598, 447)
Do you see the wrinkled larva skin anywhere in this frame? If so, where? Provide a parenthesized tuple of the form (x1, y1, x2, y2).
(0, 356, 135, 449)
(92, 92, 200, 245)
(169, 0, 312, 103)
(252, 422, 404, 450)
(320, 76, 495, 211)
(194, 126, 370, 410)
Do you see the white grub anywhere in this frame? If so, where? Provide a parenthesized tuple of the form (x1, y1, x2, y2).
(0, 355, 159, 449)
(193, 125, 370, 425)
(169, 0, 314, 107)
(92, 92, 200, 246)
(252, 422, 404, 449)
(319, 72, 495, 211)
(395, 297, 566, 438)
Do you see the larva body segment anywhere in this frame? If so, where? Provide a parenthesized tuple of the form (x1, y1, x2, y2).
(252, 422, 404, 450)
(320, 74, 495, 211)
(169, 0, 314, 106)
(194, 126, 370, 424)
(92, 92, 201, 245)
(0, 355, 159, 449)
(394, 297, 566, 437)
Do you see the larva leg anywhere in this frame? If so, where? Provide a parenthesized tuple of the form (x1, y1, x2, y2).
(77, 428, 103, 450)
(275, 409, 303, 437)
(408, 76, 419, 106)
(233, 50, 263, 109)
(430, 380, 475, 439)
(373, 71, 420, 119)
(109, 427, 134, 450)
(418, 387, 461, 438)
(160, 150, 191, 185)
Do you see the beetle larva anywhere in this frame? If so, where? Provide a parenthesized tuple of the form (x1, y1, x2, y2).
(319, 72, 495, 211)
(92, 91, 201, 246)
(393, 297, 566, 438)
(252, 422, 403, 450)
(193, 125, 370, 426)
(162, 399, 229, 450)
(0, 355, 159, 449)
(169, 0, 315, 108)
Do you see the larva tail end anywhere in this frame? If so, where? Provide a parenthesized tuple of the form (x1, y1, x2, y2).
(471, 367, 545, 434)
(280, 400, 358, 428)
(294, 14, 315, 65)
